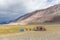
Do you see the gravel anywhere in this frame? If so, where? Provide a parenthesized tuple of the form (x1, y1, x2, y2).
(0, 31, 60, 40)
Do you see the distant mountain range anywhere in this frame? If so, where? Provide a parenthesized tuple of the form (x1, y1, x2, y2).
(8, 4, 60, 25)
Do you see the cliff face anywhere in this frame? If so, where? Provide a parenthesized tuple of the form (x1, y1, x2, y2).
(11, 4, 60, 25)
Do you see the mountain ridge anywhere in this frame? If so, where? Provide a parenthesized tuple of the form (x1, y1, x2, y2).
(8, 4, 60, 25)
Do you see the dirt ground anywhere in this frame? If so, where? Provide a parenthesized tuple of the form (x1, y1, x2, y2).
(0, 31, 60, 40)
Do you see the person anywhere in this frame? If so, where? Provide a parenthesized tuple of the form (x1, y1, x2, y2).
(34, 26, 46, 31)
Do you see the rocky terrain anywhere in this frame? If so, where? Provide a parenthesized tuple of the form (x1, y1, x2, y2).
(9, 4, 60, 25)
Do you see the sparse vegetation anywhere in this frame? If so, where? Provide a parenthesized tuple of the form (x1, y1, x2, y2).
(0, 24, 60, 34)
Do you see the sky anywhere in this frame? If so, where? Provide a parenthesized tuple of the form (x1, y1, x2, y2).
(0, 0, 60, 24)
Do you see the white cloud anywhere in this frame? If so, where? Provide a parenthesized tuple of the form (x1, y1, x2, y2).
(22, 0, 47, 12)
(0, 0, 60, 23)
(0, 0, 60, 12)
(17, 0, 60, 12)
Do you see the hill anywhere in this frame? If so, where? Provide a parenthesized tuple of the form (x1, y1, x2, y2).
(9, 4, 60, 25)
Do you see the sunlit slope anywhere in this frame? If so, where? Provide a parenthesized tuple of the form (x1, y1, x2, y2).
(14, 4, 60, 25)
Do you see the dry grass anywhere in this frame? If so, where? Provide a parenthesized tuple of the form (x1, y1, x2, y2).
(0, 24, 59, 40)
(0, 24, 60, 34)
(0, 31, 60, 40)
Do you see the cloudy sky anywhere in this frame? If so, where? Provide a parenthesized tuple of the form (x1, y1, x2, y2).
(0, 0, 60, 24)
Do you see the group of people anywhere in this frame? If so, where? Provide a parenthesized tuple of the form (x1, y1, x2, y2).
(20, 26, 46, 32)
(34, 26, 46, 31)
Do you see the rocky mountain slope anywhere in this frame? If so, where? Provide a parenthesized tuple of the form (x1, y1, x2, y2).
(9, 4, 60, 25)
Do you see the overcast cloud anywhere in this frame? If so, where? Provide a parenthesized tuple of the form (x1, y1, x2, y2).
(0, 0, 60, 24)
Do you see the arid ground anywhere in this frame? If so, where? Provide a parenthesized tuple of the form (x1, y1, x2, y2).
(0, 31, 60, 40)
(0, 24, 60, 40)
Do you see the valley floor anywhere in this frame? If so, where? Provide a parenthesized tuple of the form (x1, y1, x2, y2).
(0, 24, 60, 40)
(0, 31, 60, 40)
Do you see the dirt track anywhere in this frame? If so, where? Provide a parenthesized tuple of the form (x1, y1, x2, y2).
(0, 31, 60, 40)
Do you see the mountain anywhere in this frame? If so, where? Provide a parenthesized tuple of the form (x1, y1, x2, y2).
(9, 4, 60, 25)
